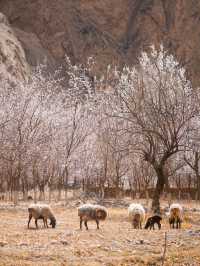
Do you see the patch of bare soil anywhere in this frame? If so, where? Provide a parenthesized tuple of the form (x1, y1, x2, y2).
(0, 201, 200, 265)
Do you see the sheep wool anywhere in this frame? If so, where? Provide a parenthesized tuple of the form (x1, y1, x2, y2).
(169, 203, 183, 229)
(28, 204, 56, 229)
(78, 204, 107, 230)
(128, 203, 146, 229)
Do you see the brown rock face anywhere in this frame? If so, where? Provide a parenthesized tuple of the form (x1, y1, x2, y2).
(1, 0, 200, 85)
(0, 12, 29, 81)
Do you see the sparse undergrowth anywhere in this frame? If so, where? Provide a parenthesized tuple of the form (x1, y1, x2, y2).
(0, 200, 200, 266)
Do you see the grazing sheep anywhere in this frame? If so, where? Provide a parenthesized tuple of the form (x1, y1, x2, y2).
(78, 204, 107, 230)
(28, 204, 56, 229)
(169, 203, 183, 229)
(128, 203, 146, 229)
(144, 215, 162, 230)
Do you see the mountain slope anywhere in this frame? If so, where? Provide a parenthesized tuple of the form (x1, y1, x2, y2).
(0, 12, 29, 81)
(0, 0, 200, 85)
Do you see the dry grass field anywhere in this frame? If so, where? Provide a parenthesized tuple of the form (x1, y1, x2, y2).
(0, 200, 200, 266)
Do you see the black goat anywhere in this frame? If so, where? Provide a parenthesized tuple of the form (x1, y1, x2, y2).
(144, 215, 162, 230)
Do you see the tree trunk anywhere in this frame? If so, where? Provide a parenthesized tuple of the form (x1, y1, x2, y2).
(39, 190, 45, 201)
(39, 184, 45, 201)
(23, 189, 28, 201)
(6, 191, 9, 201)
(72, 189, 75, 198)
(82, 179, 85, 191)
(164, 175, 170, 193)
(194, 152, 200, 201)
(115, 181, 120, 199)
(100, 184, 105, 199)
(33, 179, 37, 203)
(64, 188, 68, 204)
(48, 185, 52, 203)
(13, 175, 20, 206)
(57, 176, 63, 202)
(13, 190, 18, 206)
(145, 189, 149, 205)
(152, 166, 165, 212)
(57, 188, 62, 201)
(34, 188, 37, 203)
(167, 192, 172, 207)
(22, 174, 28, 201)
(9, 190, 12, 201)
(178, 190, 181, 200)
(196, 172, 200, 201)
(63, 167, 68, 205)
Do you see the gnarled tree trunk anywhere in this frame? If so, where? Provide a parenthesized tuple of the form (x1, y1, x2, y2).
(152, 166, 165, 212)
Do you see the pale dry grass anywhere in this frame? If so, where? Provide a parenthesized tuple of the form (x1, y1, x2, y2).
(0, 201, 199, 265)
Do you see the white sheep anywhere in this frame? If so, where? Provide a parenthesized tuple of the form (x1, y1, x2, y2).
(78, 204, 107, 230)
(128, 203, 146, 229)
(28, 204, 56, 229)
(169, 203, 183, 229)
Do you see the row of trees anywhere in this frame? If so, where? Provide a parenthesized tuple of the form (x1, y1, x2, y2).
(0, 46, 200, 211)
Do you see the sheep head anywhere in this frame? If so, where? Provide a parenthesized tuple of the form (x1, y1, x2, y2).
(171, 208, 181, 219)
(96, 209, 107, 220)
(132, 213, 141, 228)
(50, 217, 56, 228)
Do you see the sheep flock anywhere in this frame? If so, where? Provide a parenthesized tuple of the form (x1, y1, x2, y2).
(26, 202, 184, 231)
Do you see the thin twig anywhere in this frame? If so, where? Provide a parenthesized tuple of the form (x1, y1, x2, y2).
(161, 232, 167, 266)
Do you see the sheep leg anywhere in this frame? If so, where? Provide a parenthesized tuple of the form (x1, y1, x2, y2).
(149, 223, 153, 230)
(172, 222, 175, 229)
(96, 219, 99, 230)
(177, 219, 181, 229)
(148, 224, 151, 230)
(84, 221, 88, 230)
(45, 218, 48, 228)
(35, 219, 38, 229)
(80, 217, 83, 230)
(43, 218, 46, 228)
(158, 222, 161, 230)
(179, 220, 182, 229)
(169, 220, 171, 229)
(28, 214, 32, 228)
(170, 219, 174, 229)
(140, 221, 142, 229)
(44, 218, 48, 228)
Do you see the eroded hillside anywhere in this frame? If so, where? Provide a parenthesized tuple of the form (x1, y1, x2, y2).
(0, 0, 200, 85)
(0, 12, 29, 81)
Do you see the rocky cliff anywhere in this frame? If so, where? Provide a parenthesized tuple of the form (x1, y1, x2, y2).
(0, 12, 29, 81)
(0, 0, 200, 86)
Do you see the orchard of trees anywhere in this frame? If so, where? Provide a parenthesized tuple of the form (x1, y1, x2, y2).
(0, 46, 200, 211)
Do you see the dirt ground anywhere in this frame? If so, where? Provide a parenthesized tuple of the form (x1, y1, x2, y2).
(0, 200, 200, 266)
